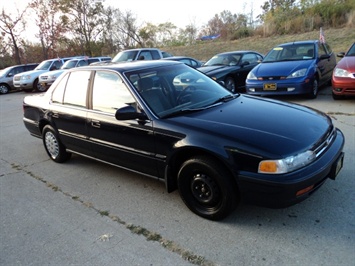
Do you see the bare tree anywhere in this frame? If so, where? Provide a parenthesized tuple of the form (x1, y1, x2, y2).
(29, 0, 68, 59)
(0, 7, 28, 64)
(60, 0, 105, 56)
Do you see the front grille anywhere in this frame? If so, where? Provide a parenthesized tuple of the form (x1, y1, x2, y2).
(14, 76, 21, 81)
(312, 127, 336, 158)
(41, 76, 48, 80)
(260, 76, 284, 81)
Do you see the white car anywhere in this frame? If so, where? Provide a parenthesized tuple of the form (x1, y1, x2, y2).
(38, 57, 111, 91)
(13, 57, 84, 92)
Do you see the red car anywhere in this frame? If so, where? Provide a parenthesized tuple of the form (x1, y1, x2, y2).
(332, 42, 355, 99)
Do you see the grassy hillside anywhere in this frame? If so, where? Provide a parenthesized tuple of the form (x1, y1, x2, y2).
(162, 27, 355, 62)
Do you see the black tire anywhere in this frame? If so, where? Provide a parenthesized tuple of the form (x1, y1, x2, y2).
(0, 84, 10, 94)
(42, 125, 71, 163)
(34, 79, 46, 92)
(307, 78, 318, 99)
(36, 79, 47, 92)
(177, 156, 239, 220)
(225, 77, 236, 92)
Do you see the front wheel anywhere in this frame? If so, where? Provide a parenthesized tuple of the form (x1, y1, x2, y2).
(177, 156, 239, 220)
(307, 78, 318, 99)
(224, 77, 236, 92)
(42, 125, 71, 163)
(34, 79, 46, 92)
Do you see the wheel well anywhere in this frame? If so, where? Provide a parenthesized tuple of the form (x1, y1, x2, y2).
(0, 83, 10, 88)
(166, 148, 238, 193)
(38, 119, 50, 134)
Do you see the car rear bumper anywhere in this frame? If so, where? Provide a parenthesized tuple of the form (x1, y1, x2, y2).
(236, 128, 345, 208)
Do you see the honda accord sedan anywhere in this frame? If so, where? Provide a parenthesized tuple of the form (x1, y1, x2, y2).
(23, 60, 345, 220)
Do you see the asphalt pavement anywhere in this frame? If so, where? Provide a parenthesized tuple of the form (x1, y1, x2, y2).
(1, 87, 354, 266)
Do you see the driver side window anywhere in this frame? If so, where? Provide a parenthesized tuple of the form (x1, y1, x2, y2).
(92, 71, 135, 114)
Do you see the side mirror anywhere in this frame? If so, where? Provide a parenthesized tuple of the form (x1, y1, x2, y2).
(319, 54, 330, 60)
(115, 105, 147, 120)
(337, 52, 345, 58)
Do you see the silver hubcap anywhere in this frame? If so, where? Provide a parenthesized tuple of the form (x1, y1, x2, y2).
(45, 131, 59, 159)
(0, 85, 8, 94)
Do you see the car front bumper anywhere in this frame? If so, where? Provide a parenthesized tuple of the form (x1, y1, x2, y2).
(236, 128, 345, 208)
(332, 77, 355, 96)
(246, 77, 314, 96)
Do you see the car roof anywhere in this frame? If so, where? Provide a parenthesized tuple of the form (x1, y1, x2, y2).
(277, 40, 319, 46)
(68, 60, 183, 73)
(164, 56, 197, 60)
(217, 50, 261, 55)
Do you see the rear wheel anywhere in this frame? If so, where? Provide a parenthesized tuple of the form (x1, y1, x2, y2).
(42, 125, 71, 163)
(177, 155, 239, 220)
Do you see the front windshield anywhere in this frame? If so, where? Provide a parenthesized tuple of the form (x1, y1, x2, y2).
(345, 43, 355, 56)
(0, 68, 8, 77)
(35, 60, 52, 70)
(263, 43, 315, 62)
(61, 60, 78, 69)
(112, 51, 139, 62)
(204, 54, 241, 66)
(126, 64, 235, 118)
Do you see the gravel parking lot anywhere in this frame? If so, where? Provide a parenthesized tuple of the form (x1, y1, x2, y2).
(1, 87, 354, 266)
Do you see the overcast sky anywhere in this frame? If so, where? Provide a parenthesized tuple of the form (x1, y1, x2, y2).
(105, 0, 265, 28)
(2, 0, 265, 38)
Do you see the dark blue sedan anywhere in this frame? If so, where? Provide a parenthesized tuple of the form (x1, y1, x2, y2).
(23, 60, 344, 220)
(246, 40, 336, 98)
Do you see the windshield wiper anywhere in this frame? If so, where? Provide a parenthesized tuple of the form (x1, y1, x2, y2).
(162, 107, 208, 118)
(211, 94, 238, 105)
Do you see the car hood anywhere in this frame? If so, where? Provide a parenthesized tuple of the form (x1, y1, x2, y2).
(20, 69, 50, 77)
(164, 95, 332, 158)
(336, 56, 355, 72)
(253, 60, 314, 77)
(41, 69, 65, 76)
(198, 65, 238, 75)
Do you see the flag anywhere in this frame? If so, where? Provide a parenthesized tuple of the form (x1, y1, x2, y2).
(319, 27, 325, 43)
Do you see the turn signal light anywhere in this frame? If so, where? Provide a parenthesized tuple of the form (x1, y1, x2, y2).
(296, 185, 314, 197)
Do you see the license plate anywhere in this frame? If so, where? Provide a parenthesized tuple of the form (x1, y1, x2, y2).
(263, 83, 277, 90)
(329, 152, 344, 180)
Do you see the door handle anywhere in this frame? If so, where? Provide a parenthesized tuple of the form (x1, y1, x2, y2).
(91, 120, 101, 128)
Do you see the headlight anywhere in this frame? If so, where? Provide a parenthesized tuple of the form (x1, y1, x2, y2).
(334, 68, 351, 78)
(287, 68, 307, 79)
(22, 75, 31, 80)
(258, 150, 316, 174)
(48, 75, 57, 79)
(247, 71, 257, 80)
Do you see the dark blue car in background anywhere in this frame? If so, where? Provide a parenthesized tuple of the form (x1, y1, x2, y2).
(246, 40, 336, 98)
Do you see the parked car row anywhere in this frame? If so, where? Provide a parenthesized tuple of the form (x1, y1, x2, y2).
(38, 56, 111, 91)
(196, 40, 354, 100)
(2, 41, 354, 99)
(13, 57, 86, 93)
